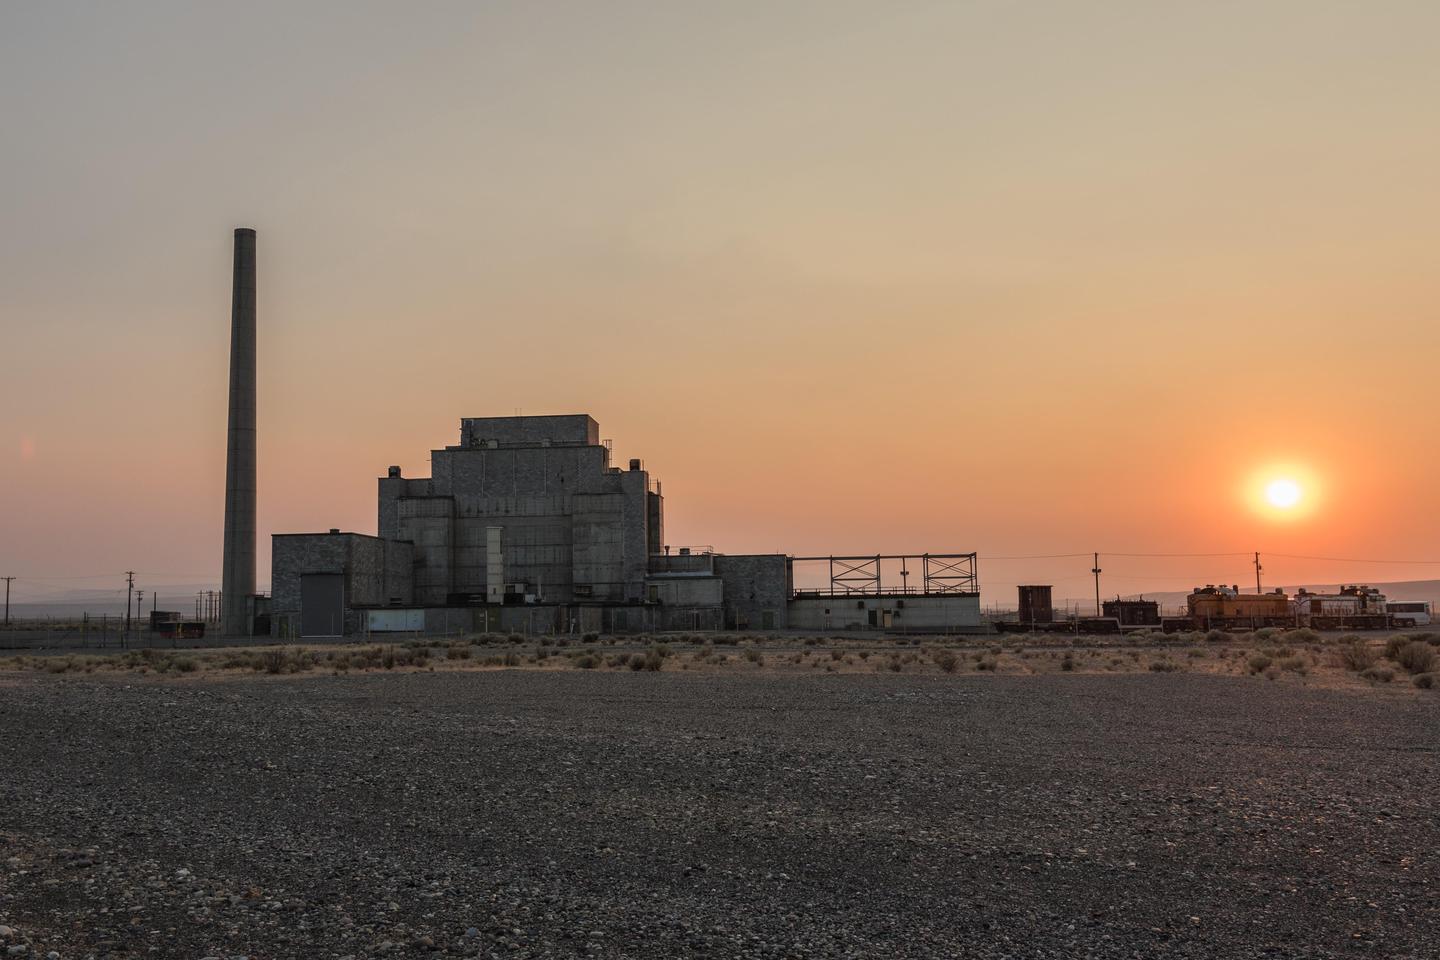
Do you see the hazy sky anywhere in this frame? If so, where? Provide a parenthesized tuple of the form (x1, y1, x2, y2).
(4, 1, 1440, 605)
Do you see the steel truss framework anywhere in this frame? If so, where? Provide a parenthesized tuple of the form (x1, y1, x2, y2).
(791, 553, 978, 597)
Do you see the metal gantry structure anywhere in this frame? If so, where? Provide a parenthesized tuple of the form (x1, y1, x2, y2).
(791, 553, 978, 597)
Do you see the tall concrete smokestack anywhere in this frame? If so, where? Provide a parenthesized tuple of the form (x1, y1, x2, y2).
(221, 227, 256, 637)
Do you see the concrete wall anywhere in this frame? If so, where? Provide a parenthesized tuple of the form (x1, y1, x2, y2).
(646, 490, 664, 556)
(618, 469, 650, 602)
(649, 576, 723, 607)
(787, 594, 982, 633)
(388, 423, 652, 605)
(571, 492, 626, 601)
(714, 554, 790, 630)
(459, 415, 599, 447)
(398, 498, 454, 605)
(377, 475, 432, 540)
(271, 533, 414, 637)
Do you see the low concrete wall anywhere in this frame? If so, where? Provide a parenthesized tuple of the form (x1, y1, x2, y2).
(787, 594, 983, 633)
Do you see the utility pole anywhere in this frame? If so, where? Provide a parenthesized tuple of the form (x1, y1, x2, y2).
(2, 576, 13, 626)
(1091, 553, 1102, 617)
(1254, 552, 1263, 593)
(124, 571, 135, 647)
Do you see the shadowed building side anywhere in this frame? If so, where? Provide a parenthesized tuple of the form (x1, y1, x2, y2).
(221, 227, 257, 637)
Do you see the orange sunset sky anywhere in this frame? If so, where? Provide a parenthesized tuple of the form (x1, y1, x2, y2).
(3, 2, 1439, 605)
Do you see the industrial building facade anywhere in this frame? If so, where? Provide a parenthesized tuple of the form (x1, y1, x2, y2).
(271, 414, 982, 637)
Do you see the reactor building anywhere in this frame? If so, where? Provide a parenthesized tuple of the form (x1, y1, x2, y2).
(269, 413, 984, 637)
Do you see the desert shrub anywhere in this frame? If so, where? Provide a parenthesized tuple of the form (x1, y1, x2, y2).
(743, 649, 763, 664)
(1204, 629, 1233, 644)
(1384, 636, 1409, 660)
(1393, 641, 1436, 675)
(1399, 631, 1440, 647)
(933, 650, 959, 674)
(1059, 652, 1075, 672)
(1338, 641, 1378, 672)
(1247, 654, 1272, 675)
(502, 651, 520, 667)
(610, 653, 631, 668)
(1285, 628, 1320, 643)
(1149, 658, 1180, 672)
(261, 648, 287, 674)
(171, 656, 198, 673)
(975, 656, 997, 672)
(1361, 666, 1395, 683)
(1251, 627, 1278, 641)
(1186, 648, 1206, 659)
(1413, 673, 1436, 690)
(830, 648, 844, 661)
(641, 648, 664, 672)
(858, 651, 870, 660)
(1277, 655, 1307, 674)
(803, 636, 820, 646)
(574, 654, 598, 669)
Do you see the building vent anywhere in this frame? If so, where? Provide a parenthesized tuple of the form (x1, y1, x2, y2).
(387, 465, 401, 478)
(629, 458, 642, 471)
(329, 528, 340, 534)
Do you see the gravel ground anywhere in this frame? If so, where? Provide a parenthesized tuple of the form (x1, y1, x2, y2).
(0, 670, 1436, 959)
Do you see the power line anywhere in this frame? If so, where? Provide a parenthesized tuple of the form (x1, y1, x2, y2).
(981, 553, 1093, 561)
(1266, 552, 1440, 565)
(1104, 551, 1253, 558)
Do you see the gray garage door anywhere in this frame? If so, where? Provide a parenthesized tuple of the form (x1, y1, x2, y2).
(300, 574, 345, 637)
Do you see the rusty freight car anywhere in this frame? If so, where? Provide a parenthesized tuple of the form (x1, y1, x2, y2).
(1181, 585, 1294, 630)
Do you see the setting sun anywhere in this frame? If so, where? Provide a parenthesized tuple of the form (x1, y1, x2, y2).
(1245, 464, 1323, 521)
(1266, 478, 1302, 509)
